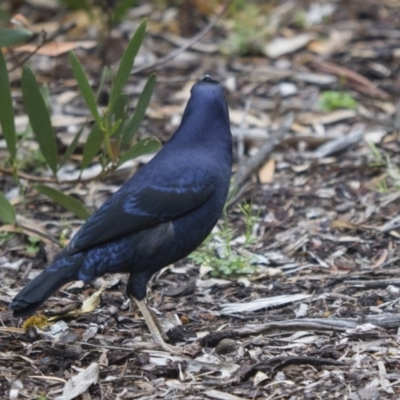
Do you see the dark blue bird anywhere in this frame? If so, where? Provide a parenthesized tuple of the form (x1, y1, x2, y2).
(11, 76, 232, 352)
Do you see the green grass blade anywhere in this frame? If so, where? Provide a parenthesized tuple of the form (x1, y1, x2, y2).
(34, 184, 91, 220)
(113, 93, 129, 123)
(0, 50, 16, 160)
(0, 192, 16, 224)
(112, 93, 129, 141)
(121, 73, 156, 147)
(69, 51, 102, 128)
(59, 122, 86, 168)
(117, 137, 161, 167)
(81, 124, 103, 170)
(108, 19, 147, 111)
(21, 66, 58, 176)
(0, 28, 32, 47)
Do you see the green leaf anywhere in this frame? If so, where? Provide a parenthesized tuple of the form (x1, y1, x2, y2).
(21, 66, 58, 176)
(0, 192, 16, 224)
(113, 93, 129, 124)
(69, 51, 102, 128)
(117, 136, 161, 167)
(0, 49, 16, 160)
(81, 124, 103, 170)
(319, 91, 357, 111)
(112, 93, 129, 141)
(0, 28, 32, 47)
(59, 122, 86, 168)
(59, 0, 91, 12)
(96, 66, 111, 100)
(109, 119, 122, 137)
(108, 19, 147, 111)
(121, 73, 156, 147)
(34, 184, 91, 220)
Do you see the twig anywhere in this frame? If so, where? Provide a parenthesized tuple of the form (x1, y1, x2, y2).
(255, 356, 348, 372)
(0, 164, 111, 184)
(0, 167, 58, 183)
(132, 0, 233, 74)
(312, 124, 364, 159)
(230, 112, 294, 197)
(344, 278, 400, 289)
(233, 313, 400, 337)
(237, 97, 252, 160)
(8, 30, 48, 73)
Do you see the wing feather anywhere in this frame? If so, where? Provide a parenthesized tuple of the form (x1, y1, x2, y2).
(56, 177, 216, 258)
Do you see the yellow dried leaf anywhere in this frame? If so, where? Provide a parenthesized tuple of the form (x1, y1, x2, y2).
(15, 41, 97, 57)
(80, 284, 104, 314)
(22, 314, 48, 331)
(330, 219, 358, 231)
(258, 158, 275, 183)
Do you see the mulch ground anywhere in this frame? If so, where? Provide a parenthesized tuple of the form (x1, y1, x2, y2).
(1, 0, 400, 398)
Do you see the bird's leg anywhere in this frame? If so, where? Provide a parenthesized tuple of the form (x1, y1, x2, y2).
(132, 297, 182, 355)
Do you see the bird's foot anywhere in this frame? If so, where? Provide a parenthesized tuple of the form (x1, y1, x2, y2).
(155, 339, 182, 355)
(132, 297, 182, 355)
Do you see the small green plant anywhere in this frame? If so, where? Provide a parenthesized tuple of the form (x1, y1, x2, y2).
(190, 203, 259, 278)
(225, 3, 269, 55)
(0, 231, 15, 246)
(26, 235, 40, 255)
(367, 142, 400, 193)
(0, 19, 161, 226)
(368, 142, 390, 167)
(59, 0, 137, 26)
(318, 90, 357, 111)
(292, 9, 308, 29)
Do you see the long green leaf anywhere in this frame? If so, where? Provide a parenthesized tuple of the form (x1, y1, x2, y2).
(59, 122, 86, 168)
(113, 93, 129, 124)
(112, 93, 129, 141)
(121, 73, 156, 147)
(117, 137, 161, 167)
(81, 124, 103, 170)
(21, 66, 58, 176)
(0, 50, 16, 160)
(0, 192, 16, 224)
(69, 51, 102, 129)
(108, 19, 147, 111)
(0, 28, 32, 47)
(34, 184, 90, 220)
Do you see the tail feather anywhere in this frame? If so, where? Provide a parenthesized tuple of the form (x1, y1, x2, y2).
(10, 256, 82, 318)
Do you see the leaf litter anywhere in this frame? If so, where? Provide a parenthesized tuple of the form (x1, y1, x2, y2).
(1, 0, 400, 398)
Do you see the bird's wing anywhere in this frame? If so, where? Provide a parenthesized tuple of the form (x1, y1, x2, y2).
(57, 177, 216, 258)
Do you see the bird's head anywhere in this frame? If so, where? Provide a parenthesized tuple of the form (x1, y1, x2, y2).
(166, 75, 232, 153)
(190, 75, 226, 105)
(183, 75, 230, 125)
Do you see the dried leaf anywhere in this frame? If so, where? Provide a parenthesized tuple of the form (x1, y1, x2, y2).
(258, 158, 275, 183)
(55, 363, 99, 400)
(15, 40, 96, 56)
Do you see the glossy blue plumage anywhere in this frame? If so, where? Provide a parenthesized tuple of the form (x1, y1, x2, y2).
(11, 77, 232, 317)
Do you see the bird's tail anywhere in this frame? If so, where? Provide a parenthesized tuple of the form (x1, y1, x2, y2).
(10, 255, 83, 318)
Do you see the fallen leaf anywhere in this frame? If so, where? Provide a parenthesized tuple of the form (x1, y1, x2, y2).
(258, 158, 275, 183)
(264, 33, 316, 58)
(15, 40, 97, 57)
(55, 363, 99, 400)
